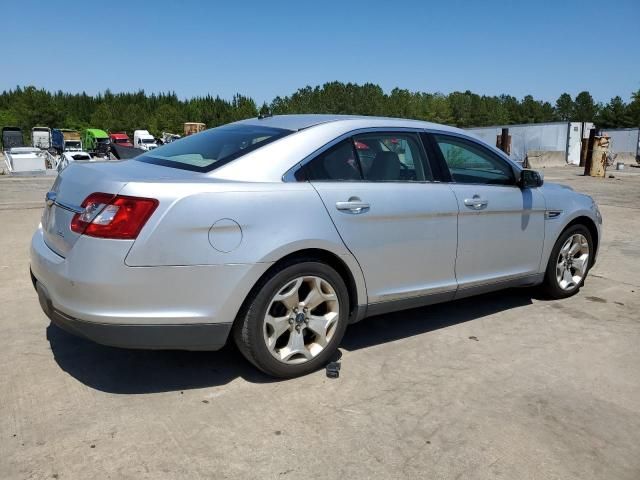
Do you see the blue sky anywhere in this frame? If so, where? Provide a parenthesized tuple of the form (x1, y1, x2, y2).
(2, 0, 638, 104)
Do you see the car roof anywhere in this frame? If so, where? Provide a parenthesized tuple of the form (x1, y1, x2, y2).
(234, 114, 462, 134)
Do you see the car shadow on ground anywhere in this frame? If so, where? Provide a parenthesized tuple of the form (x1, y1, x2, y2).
(47, 289, 536, 394)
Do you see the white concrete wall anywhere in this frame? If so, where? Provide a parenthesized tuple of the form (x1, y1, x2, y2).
(466, 122, 569, 165)
(601, 128, 639, 156)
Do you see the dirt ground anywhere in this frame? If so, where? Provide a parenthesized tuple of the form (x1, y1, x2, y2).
(1, 165, 639, 479)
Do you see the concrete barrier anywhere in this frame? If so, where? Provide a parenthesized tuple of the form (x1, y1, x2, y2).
(525, 150, 567, 168)
(611, 152, 639, 165)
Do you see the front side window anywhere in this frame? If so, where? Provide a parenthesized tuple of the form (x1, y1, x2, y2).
(353, 133, 431, 182)
(135, 124, 292, 172)
(433, 134, 515, 185)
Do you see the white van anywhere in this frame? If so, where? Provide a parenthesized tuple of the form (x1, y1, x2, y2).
(133, 130, 158, 151)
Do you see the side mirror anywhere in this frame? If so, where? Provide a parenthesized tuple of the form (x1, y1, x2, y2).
(518, 169, 544, 189)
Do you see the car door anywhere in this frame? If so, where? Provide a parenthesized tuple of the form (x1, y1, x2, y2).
(428, 132, 546, 291)
(298, 131, 459, 307)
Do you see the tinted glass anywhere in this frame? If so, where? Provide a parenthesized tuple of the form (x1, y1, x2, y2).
(303, 140, 362, 181)
(434, 134, 515, 185)
(135, 124, 292, 172)
(353, 133, 431, 181)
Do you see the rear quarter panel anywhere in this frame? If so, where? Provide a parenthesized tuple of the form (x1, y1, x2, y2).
(122, 181, 367, 302)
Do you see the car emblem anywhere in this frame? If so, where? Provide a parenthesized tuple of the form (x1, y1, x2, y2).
(45, 191, 57, 207)
(56, 230, 64, 238)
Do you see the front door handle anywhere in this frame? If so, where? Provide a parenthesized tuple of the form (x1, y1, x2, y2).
(463, 195, 488, 210)
(336, 197, 370, 214)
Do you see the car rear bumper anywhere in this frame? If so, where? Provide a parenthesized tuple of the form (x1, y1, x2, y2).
(30, 226, 272, 350)
(34, 278, 231, 350)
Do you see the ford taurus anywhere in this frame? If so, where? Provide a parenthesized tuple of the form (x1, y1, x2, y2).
(30, 115, 602, 377)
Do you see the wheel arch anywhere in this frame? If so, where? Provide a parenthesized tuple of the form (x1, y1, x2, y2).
(564, 215, 599, 264)
(234, 248, 366, 329)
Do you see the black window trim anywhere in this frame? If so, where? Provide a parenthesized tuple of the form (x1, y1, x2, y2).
(425, 131, 520, 187)
(419, 132, 451, 182)
(286, 127, 438, 184)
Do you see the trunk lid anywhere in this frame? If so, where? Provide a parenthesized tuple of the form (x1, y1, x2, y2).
(42, 159, 189, 257)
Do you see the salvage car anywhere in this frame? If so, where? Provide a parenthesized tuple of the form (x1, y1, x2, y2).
(31, 115, 602, 377)
(57, 151, 94, 172)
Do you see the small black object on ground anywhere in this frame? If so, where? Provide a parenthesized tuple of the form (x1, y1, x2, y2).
(326, 361, 341, 378)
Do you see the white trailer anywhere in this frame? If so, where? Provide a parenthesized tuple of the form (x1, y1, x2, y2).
(32, 127, 52, 150)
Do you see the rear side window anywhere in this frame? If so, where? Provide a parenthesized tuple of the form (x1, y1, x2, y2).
(433, 134, 515, 185)
(353, 133, 431, 181)
(302, 140, 362, 181)
(135, 125, 292, 172)
(299, 133, 432, 182)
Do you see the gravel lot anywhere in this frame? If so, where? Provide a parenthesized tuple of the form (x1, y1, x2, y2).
(1, 165, 639, 479)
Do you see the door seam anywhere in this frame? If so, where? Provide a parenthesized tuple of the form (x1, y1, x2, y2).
(447, 184, 461, 296)
(307, 181, 369, 306)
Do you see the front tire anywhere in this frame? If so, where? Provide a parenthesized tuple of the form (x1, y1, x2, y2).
(542, 224, 593, 299)
(233, 261, 349, 378)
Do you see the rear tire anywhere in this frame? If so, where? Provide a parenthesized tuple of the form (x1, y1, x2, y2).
(233, 260, 349, 378)
(542, 224, 593, 299)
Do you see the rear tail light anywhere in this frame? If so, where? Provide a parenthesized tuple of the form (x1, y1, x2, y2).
(71, 192, 159, 239)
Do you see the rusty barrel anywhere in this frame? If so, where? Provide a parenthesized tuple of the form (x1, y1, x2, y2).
(589, 135, 610, 177)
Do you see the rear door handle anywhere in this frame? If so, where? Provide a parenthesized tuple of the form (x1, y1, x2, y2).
(463, 196, 488, 210)
(336, 197, 370, 214)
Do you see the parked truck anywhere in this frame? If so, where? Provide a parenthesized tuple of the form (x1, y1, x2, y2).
(133, 130, 157, 150)
(51, 129, 82, 153)
(32, 127, 51, 150)
(1, 126, 24, 150)
(82, 129, 110, 156)
(109, 132, 133, 147)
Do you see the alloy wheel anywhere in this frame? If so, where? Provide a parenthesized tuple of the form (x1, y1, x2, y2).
(263, 276, 340, 364)
(555, 233, 590, 291)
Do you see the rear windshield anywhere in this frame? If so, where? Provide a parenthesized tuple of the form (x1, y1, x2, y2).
(134, 124, 292, 172)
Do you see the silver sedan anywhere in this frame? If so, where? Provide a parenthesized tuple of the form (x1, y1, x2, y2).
(30, 115, 602, 377)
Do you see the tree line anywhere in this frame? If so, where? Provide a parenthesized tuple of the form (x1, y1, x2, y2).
(1, 83, 638, 140)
